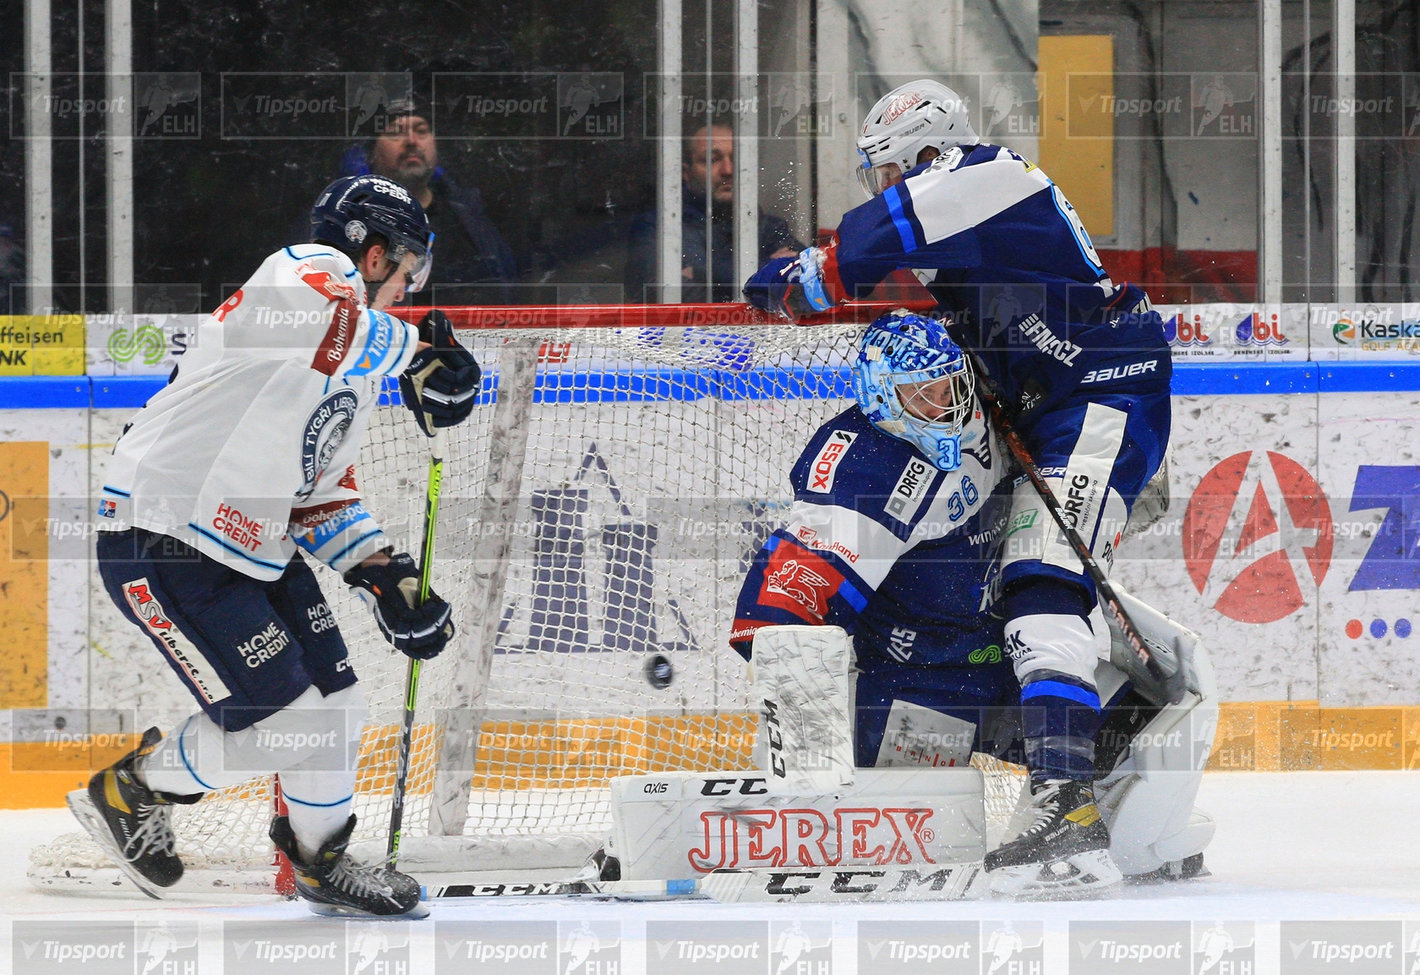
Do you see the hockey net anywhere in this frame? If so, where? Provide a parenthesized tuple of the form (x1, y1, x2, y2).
(31, 302, 1026, 891)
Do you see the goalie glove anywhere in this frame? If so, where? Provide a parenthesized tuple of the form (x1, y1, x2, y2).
(742, 246, 842, 321)
(344, 553, 454, 660)
(399, 310, 481, 436)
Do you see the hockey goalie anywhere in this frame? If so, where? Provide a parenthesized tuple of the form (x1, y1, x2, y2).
(600, 311, 1215, 900)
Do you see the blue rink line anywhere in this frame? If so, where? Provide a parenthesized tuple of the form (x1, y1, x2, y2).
(9, 361, 1420, 409)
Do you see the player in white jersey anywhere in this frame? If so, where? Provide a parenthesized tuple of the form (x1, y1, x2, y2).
(72, 174, 480, 917)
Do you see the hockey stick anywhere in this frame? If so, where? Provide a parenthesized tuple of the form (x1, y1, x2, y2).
(423, 863, 983, 903)
(388, 425, 447, 866)
(972, 378, 1186, 705)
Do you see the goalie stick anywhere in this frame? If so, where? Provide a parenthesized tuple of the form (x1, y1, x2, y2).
(423, 863, 984, 903)
(972, 375, 1186, 704)
(388, 425, 448, 866)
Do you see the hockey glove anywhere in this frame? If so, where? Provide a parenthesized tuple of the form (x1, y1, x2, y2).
(399, 310, 481, 436)
(344, 553, 454, 660)
(743, 247, 840, 321)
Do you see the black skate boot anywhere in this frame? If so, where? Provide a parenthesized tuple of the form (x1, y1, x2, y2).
(65, 727, 200, 899)
(270, 814, 428, 918)
(983, 778, 1122, 897)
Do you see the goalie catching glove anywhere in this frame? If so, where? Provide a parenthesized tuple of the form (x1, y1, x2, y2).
(344, 553, 454, 660)
(399, 310, 481, 436)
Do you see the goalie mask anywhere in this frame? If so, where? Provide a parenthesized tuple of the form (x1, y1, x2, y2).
(855, 79, 978, 197)
(310, 174, 433, 293)
(852, 311, 975, 471)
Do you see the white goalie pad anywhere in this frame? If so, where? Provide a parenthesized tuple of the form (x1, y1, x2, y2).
(1094, 585, 1219, 875)
(607, 768, 987, 883)
(751, 625, 855, 793)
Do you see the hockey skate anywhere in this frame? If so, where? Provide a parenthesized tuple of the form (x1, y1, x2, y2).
(65, 726, 199, 899)
(270, 814, 429, 919)
(984, 779, 1123, 897)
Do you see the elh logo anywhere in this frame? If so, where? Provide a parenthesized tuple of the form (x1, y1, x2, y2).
(1183, 451, 1333, 624)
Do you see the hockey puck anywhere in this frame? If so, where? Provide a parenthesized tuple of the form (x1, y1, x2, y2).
(644, 653, 673, 689)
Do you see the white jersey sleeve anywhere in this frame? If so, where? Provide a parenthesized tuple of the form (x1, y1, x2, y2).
(97, 245, 420, 581)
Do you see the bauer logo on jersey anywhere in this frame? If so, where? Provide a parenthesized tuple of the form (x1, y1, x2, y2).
(807, 430, 857, 493)
(297, 389, 359, 501)
(122, 579, 230, 703)
(886, 457, 934, 523)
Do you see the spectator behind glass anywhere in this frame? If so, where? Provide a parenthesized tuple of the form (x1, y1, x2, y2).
(292, 90, 519, 307)
(624, 122, 803, 303)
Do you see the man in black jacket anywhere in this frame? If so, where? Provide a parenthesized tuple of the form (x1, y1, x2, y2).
(625, 122, 803, 303)
(367, 94, 517, 305)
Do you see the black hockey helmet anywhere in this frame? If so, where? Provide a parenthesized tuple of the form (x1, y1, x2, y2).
(309, 174, 433, 291)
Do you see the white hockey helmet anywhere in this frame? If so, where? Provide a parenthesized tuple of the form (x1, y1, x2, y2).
(855, 79, 978, 197)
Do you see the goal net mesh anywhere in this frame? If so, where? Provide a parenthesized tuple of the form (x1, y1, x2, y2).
(31, 305, 1025, 886)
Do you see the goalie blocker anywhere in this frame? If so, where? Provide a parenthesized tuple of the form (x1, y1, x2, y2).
(603, 600, 1215, 894)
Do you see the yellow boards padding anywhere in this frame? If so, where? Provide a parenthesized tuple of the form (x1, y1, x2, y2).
(0, 441, 49, 707)
(1038, 34, 1115, 239)
(0, 315, 86, 376)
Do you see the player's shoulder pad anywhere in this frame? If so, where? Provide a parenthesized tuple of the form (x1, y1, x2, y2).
(276, 245, 366, 306)
(791, 407, 946, 505)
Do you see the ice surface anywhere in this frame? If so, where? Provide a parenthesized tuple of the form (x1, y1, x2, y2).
(1, 771, 1417, 974)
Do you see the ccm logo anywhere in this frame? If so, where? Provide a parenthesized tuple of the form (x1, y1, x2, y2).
(808, 431, 856, 493)
(699, 777, 770, 796)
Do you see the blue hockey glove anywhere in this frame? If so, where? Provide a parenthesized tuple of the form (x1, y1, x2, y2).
(742, 247, 838, 321)
(400, 310, 481, 436)
(344, 553, 454, 660)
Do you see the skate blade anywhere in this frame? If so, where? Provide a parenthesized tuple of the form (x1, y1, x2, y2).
(65, 789, 168, 900)
(988, 849, 1124, 899)
(306, 900, 431, 920)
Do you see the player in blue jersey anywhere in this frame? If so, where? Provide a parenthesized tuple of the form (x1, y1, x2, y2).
(744, 80, 1173, 890)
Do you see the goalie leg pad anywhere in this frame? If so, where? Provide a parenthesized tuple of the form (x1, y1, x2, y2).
(751, 625, 854, 792)
(607, 768, 987, 883)
(1091, 595, 1218, 875)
